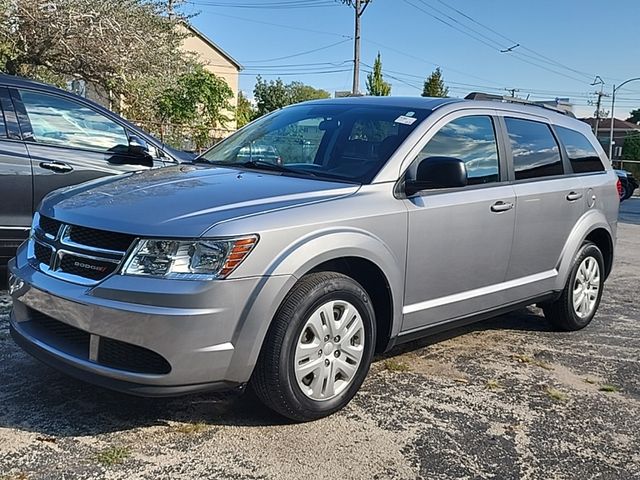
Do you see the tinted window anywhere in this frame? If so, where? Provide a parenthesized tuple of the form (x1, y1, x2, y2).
(0, 105, 6, 139)
(19, 90, 128, 151)
(201, 105, 430, 183)
(555, 126, 604, 173)
(416, 115, 500, 184)
(505, 118, 563, 180)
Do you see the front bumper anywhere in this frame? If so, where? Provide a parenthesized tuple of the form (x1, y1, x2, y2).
(8, 245, 292, 396)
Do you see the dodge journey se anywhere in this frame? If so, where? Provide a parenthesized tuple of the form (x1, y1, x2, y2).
(8, 95, 618, 421)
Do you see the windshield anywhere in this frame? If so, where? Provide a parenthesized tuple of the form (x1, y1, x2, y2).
(199, 103, 430, 183)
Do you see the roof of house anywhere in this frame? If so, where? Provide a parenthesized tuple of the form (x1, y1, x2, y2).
(580, 117, 640, 130)
(184, 23, 243, 71)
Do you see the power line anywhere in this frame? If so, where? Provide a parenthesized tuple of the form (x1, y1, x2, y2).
(401, 0, 592, 85)
(431, 0, 597, 81)
(188, 0, 337, 9)
(243, 40, 351, 63)
(186, 10, 350, 38)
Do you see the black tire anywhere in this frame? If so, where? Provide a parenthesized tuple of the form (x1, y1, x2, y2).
(620, 182, 629, 200)
(543, 242, 605, 331)
(251, 272, 376, 422)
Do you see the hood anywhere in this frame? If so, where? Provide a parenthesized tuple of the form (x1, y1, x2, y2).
(40, 165, 359, 237)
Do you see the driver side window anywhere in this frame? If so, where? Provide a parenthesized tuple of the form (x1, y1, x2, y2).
(19, 89, 129, 152)
(412, 115, 500, 185)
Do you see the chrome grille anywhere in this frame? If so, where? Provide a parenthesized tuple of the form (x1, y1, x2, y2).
(29, 213, 136, 285)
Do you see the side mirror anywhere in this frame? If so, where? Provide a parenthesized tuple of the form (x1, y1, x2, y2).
(128, 135, 150, 156)
(405, 156, 467, 196)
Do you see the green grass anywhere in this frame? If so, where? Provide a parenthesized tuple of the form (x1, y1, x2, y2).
(96, 446, 131, 466)
(486, 379, 502, 390)
(599, 384, 619, 393)
(171, 421, 207, 434)
(383, 358, 410, 373)
(0, 474, 29, 480)
(545, 387, 568, 402)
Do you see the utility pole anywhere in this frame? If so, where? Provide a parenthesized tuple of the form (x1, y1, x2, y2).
(352, 0, 361, 95)
(343, 0, 370, 95)
(167, 0, 174, 18)
(590, 76, 607, 137)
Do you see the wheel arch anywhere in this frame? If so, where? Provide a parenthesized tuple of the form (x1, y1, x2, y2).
(557, 210, 615, 287)
(228, 229, 405, 383)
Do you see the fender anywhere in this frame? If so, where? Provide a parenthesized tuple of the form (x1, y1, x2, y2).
(225, 227, 405, 382)
(555, 208, 613, 289)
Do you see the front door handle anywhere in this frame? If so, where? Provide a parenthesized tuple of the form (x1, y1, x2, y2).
(566, 191, 583, 201)
(39, 161, 73, 173)
(491, 201, 514, 213)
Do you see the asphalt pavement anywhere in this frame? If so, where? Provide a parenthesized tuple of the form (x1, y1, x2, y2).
(0, 202, 638, 479)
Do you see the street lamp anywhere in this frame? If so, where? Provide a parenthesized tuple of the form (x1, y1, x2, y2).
(608, 77, 640, 161)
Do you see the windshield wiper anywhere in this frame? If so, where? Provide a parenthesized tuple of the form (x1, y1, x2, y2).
(236, 159, 305, 174)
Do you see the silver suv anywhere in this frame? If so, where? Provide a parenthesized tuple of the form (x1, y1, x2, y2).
(8, 96, 618, 421)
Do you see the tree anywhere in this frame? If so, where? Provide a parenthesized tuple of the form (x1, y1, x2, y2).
(236, 91, 256, 128)
(288, 82, 330, 104)
(157, 65, 234, 150)
(253, 76, 330, 117)
(365, 52, 390, 96)
(0, 0, 191, 118)
(626, 109, 640, 125)
(623, 132, 640, 161)
(422, 67, 449, 97)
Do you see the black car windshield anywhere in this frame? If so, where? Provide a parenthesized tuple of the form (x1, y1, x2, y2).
(199, 103, 430, 183)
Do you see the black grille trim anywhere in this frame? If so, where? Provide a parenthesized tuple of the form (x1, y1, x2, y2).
(98, 337, 171, 375)
(68, 225, 135, 253)
(34, 242, 53, 265)
(27, 308, 90, 357)
(39, 216, 62, 237)
(23, 309, 171, 375)
(58, 253, 119, 280)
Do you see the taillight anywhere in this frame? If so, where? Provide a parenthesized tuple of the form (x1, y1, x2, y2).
(616, 179, 623, 200)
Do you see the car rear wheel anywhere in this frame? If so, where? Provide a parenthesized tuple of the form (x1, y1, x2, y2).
(543, 242, 604, 331)
(251, 272, 376, 421)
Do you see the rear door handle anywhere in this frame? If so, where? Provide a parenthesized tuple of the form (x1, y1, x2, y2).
(39, 161, 73, 173)
(490, 201, 514, 213)
(566, 191, 583, 201)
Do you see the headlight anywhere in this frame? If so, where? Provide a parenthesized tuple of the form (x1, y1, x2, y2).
(122, 236, 258, 279)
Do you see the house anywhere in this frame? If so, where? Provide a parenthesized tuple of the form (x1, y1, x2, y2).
(581, 117, 640, 159)
(180, 23, 243, 131)
(74, 23, 242, 136)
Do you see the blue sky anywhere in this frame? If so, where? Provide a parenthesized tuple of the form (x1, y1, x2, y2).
(186, 0, 640, 119)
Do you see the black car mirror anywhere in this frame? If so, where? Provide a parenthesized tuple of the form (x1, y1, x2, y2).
(128, 135, 150, 156)
(405, 156, 467, 196)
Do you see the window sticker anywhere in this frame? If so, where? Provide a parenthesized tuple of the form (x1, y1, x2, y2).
(394, 115, 417, 125)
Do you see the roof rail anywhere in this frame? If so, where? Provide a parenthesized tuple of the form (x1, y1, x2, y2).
(464, 92, 575, 117)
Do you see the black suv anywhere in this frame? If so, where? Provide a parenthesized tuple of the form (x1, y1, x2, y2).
(0, 74, 192, 279)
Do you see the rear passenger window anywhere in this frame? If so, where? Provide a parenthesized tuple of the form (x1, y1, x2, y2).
(505, 118, 563, 180)
(417, 115, 500, 185)
(0, 106, 6, 138)
(555, 126, 604, 173)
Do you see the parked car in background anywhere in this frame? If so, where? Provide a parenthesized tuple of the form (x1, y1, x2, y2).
(615, 169, 638, 201)
(0, 74, 193, 280)
(8, 95, 618, 421)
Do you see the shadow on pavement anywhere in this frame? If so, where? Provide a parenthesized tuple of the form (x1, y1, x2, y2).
(0, 307, 548, 439)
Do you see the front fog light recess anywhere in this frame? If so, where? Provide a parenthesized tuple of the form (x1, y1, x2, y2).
(122, 236, 257, 279)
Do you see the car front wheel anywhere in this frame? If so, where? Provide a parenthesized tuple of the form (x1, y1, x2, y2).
(251, 272, 376, 421)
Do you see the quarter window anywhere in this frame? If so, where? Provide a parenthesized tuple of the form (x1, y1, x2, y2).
(415, 115, 500, 185)
(505, 117, 563, 180)
(555, 126, 604, 173)
(19, 90, 129, 152)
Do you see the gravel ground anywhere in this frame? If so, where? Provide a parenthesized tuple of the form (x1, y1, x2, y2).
(0, 204, 638, 479)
